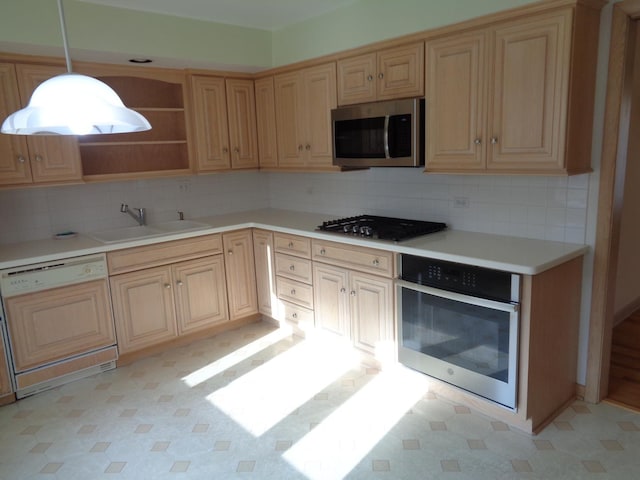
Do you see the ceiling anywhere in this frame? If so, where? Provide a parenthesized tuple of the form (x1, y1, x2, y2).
(79, 0, 357, 31)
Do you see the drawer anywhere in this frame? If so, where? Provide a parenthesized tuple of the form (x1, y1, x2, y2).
(274, 233, 311, 258)
(279, 300, 314, 327)
(275, 253, 312, 284)
(276, 276, 314, 309)
(312, 239, 394, 277)
(107, 234, 223, 275)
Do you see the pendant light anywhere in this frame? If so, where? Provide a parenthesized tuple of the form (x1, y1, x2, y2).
(1, 0, 151, 136)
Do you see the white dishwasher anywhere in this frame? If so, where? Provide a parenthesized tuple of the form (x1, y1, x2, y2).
(0, 254, 117, 398)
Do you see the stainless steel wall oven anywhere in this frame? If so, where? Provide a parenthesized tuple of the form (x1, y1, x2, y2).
(396, 254, 520, 410)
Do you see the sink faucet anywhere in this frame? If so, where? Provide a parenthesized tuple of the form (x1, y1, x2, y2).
(120, 204, 146, 226)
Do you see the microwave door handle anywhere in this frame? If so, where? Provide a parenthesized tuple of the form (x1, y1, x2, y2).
(384, 115, 390, 159)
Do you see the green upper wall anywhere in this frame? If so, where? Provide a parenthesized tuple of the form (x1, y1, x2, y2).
(0, 0, 539, 71)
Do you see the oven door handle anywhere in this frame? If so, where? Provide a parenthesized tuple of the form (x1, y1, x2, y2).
(396, 279, 519, 313)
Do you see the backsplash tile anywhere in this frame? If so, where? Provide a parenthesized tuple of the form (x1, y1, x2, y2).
(0, 169, 590, 245)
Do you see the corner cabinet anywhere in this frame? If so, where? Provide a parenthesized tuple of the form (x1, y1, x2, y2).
(253, 229, 276, 317)
(425, 3, 602, 175)
(254, 77, 279, 168)
(0, 63, 82, 187)
(337, 42, 424, 106)
(75, 65, 191, 181)
(274, 63, 338, 170)
(223, 229, 259, 320)
(190, 75, 259, 172)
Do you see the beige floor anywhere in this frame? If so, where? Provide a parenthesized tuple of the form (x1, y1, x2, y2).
(1, 320, 639, 480)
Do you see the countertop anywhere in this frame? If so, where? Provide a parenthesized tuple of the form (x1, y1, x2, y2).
(0, 209, 588, 274)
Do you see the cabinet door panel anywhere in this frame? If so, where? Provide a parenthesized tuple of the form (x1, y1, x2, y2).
(226, 78, 259, 169)
(253, 229, 275, 317)
(274, 71, 305, 167)
(377, 43, 425, 101)
(350, 272, 393, 358)
(337, 53, 376, 105)
(426, 33, 487, 171)
(173, 256, 229, 334)
(110, 267, 177, 354)
(489, 11, 570, 171)
(223, 230, 258, 320)
(0, 63, 32, 186)
(191, 75, 231, 171)
(254, 77, 279, 168)
(304, 63, 337, 168)
(5, 280, 115, 372)
(313, 263, 349, 338)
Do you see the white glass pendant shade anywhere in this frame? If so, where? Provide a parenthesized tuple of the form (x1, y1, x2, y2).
(1, 73, 151, 135)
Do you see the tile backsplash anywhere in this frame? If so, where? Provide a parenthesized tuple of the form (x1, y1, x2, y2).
(0, 169, 590, 245)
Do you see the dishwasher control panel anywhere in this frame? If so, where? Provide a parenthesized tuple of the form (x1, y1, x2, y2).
(0, 254, 108, 297)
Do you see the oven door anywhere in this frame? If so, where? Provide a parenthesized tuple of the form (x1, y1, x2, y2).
(396, 279, 519, 410)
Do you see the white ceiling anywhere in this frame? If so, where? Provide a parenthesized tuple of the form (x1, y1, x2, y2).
(79, 0, 357, 31)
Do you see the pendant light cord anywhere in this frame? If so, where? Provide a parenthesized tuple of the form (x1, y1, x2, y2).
(57, 0, 73, 73)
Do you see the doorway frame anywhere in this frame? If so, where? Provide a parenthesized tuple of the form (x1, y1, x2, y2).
(586, 0, 640, 403)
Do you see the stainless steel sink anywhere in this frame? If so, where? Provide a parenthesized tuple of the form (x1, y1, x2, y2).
(88, 220, 210, 244)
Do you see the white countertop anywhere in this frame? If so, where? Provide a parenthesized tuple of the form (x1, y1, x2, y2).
(0, 209, 588, 274)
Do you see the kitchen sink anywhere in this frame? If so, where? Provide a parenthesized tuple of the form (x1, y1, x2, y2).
(88, 220, 211, 244)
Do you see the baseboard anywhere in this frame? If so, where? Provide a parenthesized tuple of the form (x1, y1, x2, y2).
(614, 296, 640, 326)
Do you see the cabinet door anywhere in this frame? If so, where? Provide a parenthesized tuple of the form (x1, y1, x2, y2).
(254, 77, 279, 168)
(173, 256, 229, 334)
(349, 272, 394, 360)
(226, 78, 259, 169)
(337, 53, 376, 105)
(303, 63, 337, 168)
(191, 75, 231, 171)
(0, 63, 32, 186)
(488, 10, 571, 172)
(110, 267, 178, 354)
(253, 229, 275, 317)
(313, 263, 350, 338)
(0, 329, 14, 396)
(5, 280, 115, 372)
(425, 33, 487, 171)
(14, 64, 82, 183)
(274, 71, 305, 167)
(223, 230, 259, 320)
(377, 43, 425, 101)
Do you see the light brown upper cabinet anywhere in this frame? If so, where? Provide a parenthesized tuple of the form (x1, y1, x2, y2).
(191, 76, 259, 172)
(0, 63, 82, 187)
(254, 77, 279, 168)
(425, 4, 601, 175)
(75, 64, 191, 181)
(337, 43, 424, 106)
(274, 62, 337, 170)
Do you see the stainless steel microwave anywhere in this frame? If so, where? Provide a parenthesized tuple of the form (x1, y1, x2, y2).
(332, 98, 425, 168)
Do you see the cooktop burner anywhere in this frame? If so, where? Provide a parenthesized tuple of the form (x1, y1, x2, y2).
(317, 215, 447, 242)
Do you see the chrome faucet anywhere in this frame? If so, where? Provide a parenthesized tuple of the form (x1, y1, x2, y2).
(120, 204, 146, 226)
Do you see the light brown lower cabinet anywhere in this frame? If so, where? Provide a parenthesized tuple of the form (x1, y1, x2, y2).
(252, 229, 275, 317)
(0, 329, 14, 399)
(313, 263, 394, 360)
(223, 229, 258, 320)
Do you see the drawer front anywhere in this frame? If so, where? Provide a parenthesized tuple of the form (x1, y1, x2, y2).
(279, 300, 314, 327)
(276, 276, 314, 309)
(274, 233, 311, 258)
(312, 239, 394, 277)
(275, 253, 313, 284)
(107, 234, 223, 274)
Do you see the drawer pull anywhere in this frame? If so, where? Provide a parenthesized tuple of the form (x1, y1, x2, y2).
(288, 241, 294, 248)
(372, 259, 380, 266)
(292, 312, 298, 319)
(290, 289, 296, 295)
(320, 248, 326, 255)
(289, 265, 295, 271)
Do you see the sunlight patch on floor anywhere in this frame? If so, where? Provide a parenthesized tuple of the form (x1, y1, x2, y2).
(283, 365, 431, 480)
(206, 333, 360, 436)
(181, 325, 292, 388)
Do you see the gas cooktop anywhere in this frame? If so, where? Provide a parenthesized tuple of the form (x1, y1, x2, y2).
(317, 215, 447, 242)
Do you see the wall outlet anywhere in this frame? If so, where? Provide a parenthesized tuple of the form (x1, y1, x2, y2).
(178, 179, 191, 193)
(454, 196, 470, 208)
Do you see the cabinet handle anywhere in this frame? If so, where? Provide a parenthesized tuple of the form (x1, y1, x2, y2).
(223, 147, 229, 153)
(292, 312, 298, 319)
(350, 290, 356, 297)
(298, 144, 304, 151)
(305, 144, 311, 151)
(491, 137, 498, 145)
(164, 284, 171, 289)
(35, 155, 43, 162)
(378, 73, 384, 80)
(474, 138, 482, 145)
(320, 248, 326, 255)
(288, 242, 294, 248)
(17, 155, 26, 164)
(234, 147, 240, 153)
(340, 287, 346, 293)
(289, 265, 295, 271)
(227, 249, 233, 255)
(367, 74, 373, 81)
(290, 289, 296, 295)
(372, 259, 380, 266)
(177, 280, 184, 286)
